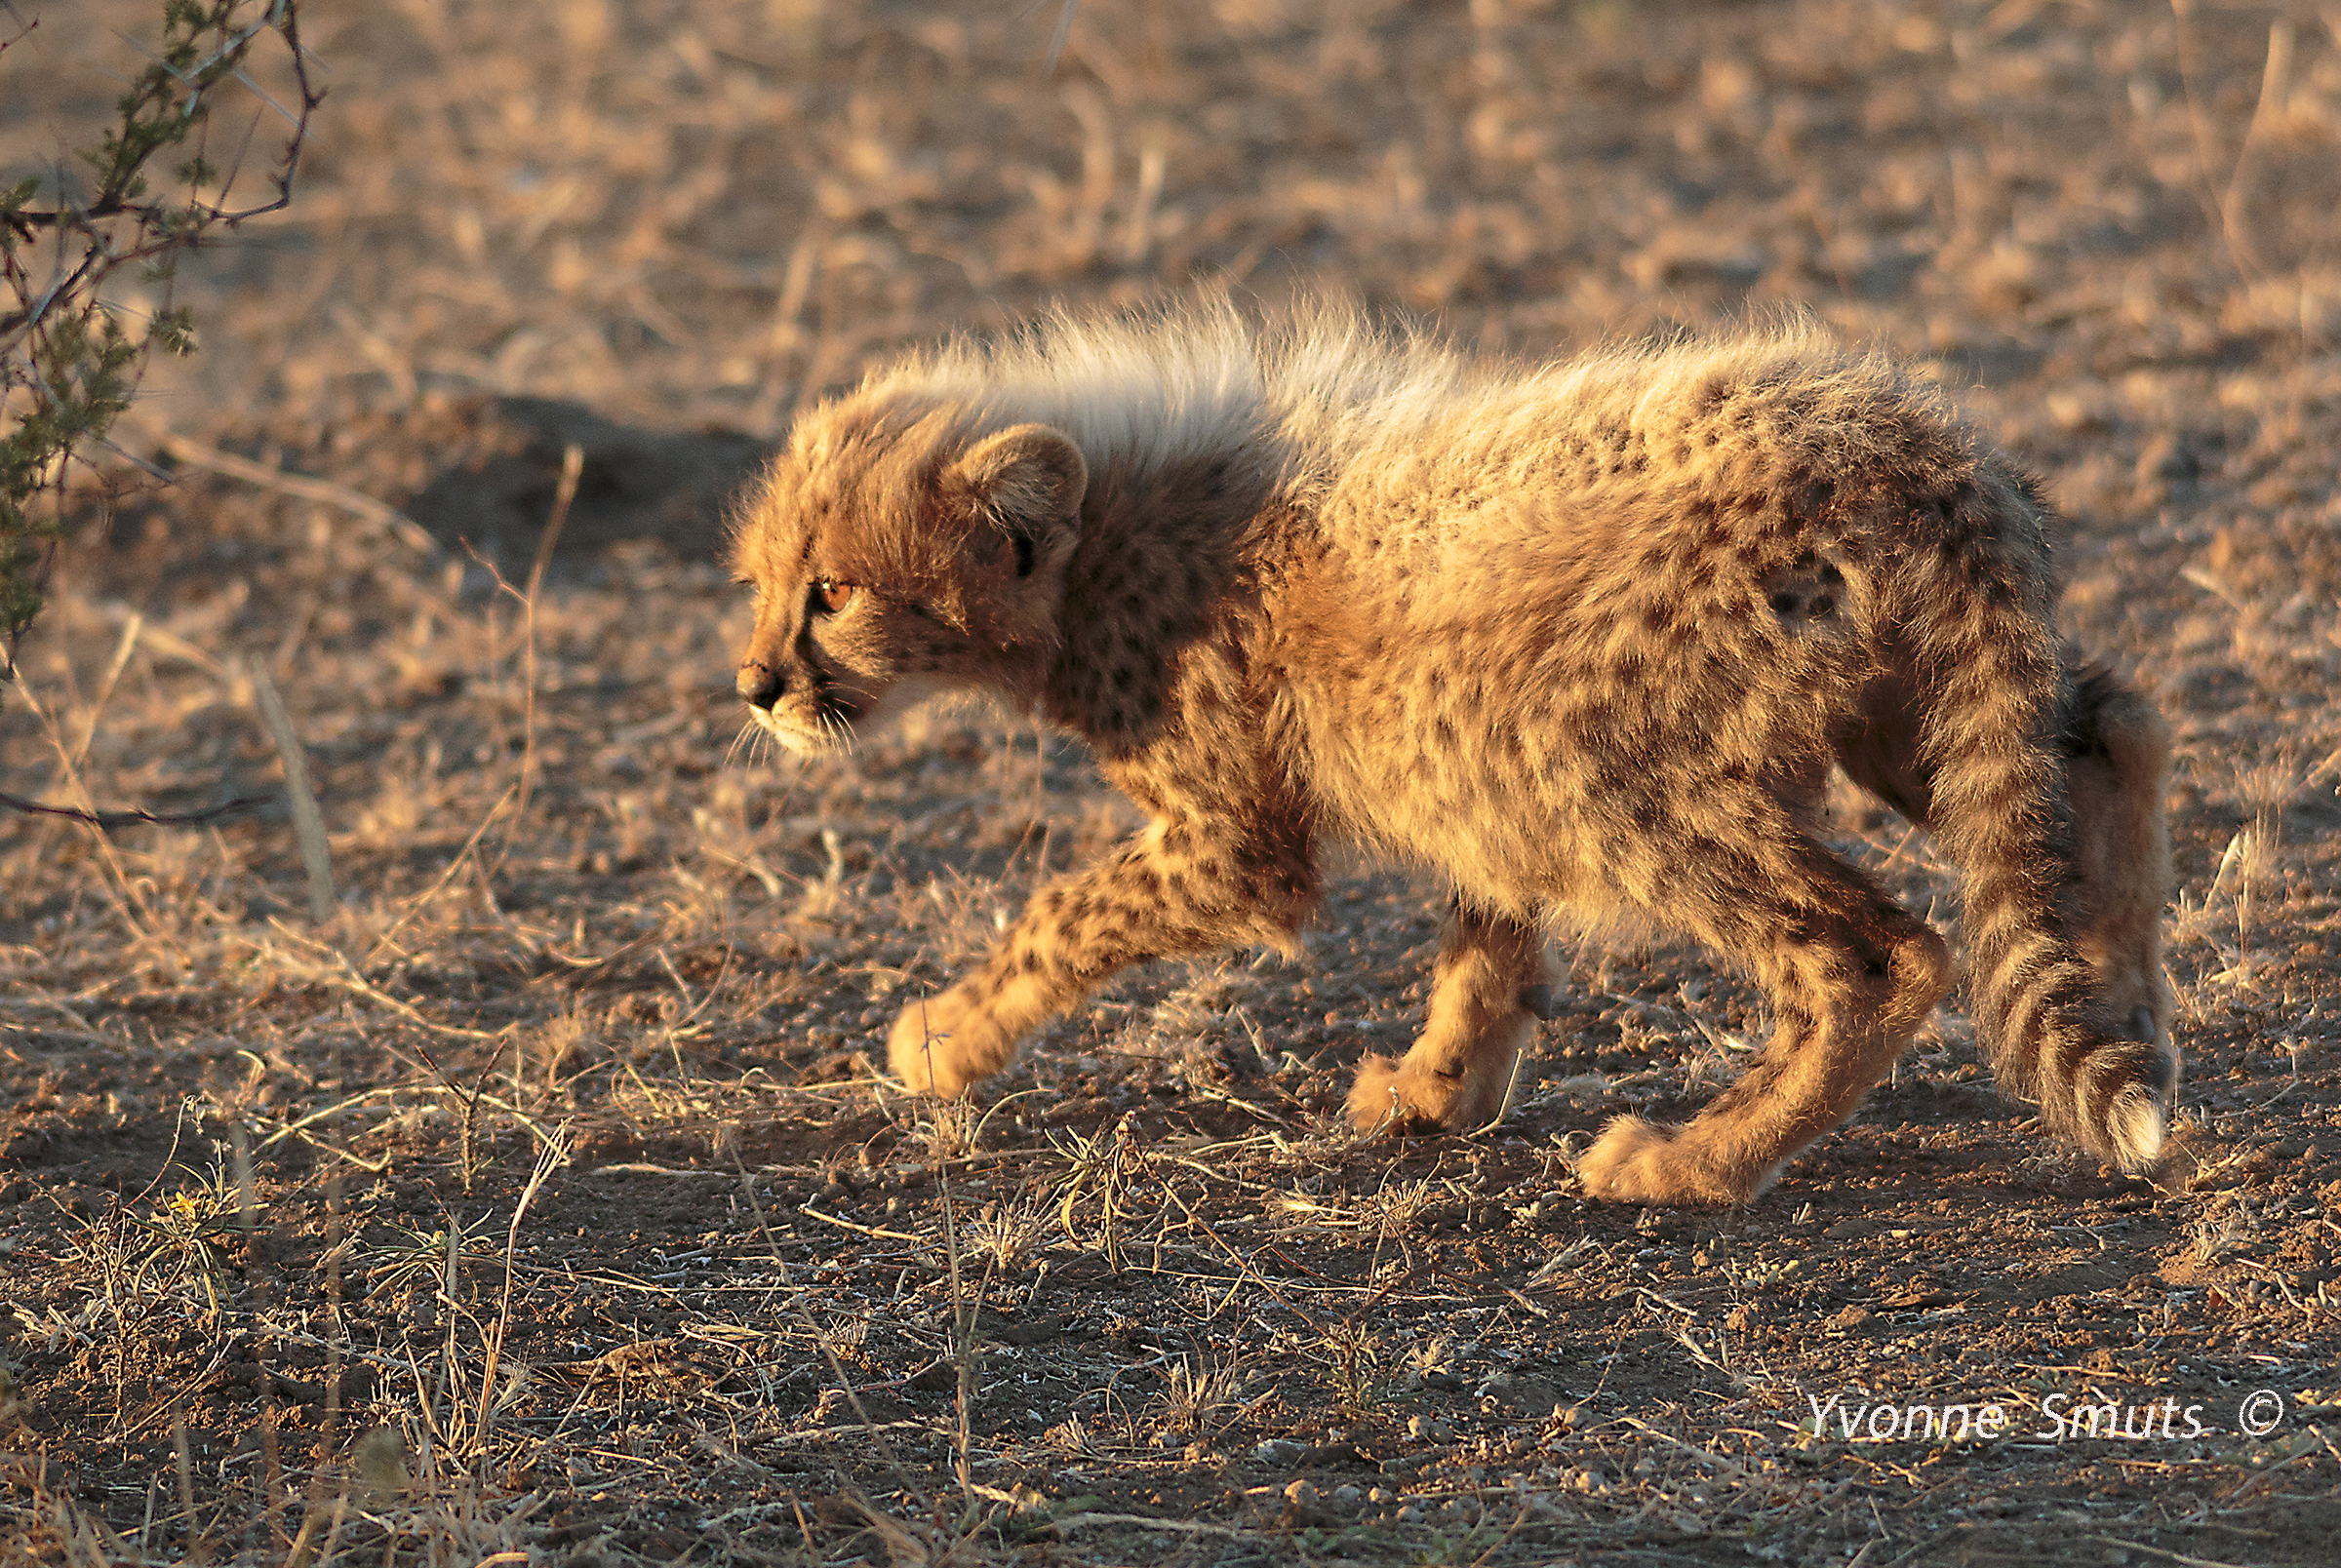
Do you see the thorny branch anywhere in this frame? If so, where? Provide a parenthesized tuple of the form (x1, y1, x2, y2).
(0, 1, 321, 258)
(3, 1, 321, 658)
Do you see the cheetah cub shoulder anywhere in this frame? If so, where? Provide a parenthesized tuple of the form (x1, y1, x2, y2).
(728, 299, 2175, 1206)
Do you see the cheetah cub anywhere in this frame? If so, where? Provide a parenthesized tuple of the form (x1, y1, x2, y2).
(728, 299, 2176, 1206)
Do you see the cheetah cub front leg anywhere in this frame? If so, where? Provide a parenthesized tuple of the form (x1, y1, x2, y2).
(890, 813, 1316, 1097)
(1348, 904, 1552, 1133)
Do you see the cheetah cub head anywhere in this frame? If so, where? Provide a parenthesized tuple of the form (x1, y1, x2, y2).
(728, 403, 1086, 755)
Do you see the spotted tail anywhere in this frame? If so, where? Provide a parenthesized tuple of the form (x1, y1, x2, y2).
(1892, 478, 2177, 1172)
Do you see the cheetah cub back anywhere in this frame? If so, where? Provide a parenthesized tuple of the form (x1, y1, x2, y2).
(727, 299, 2176, 1206)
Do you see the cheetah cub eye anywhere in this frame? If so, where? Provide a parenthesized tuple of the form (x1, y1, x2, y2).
(812, 579, 856, 614)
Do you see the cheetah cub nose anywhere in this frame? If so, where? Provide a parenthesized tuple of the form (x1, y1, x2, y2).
(737, 662, 785, 709)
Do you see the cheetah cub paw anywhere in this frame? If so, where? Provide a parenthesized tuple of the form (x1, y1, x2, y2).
(1575, 1116, 1771, 1207)
(1344, 1051, 1513, 1134)
(887, 986, 1013, 1098)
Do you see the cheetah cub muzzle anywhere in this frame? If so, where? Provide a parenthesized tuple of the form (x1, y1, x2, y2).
(727, 298, 2177, 1207)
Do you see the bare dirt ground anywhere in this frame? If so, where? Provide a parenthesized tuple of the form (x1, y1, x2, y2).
(4, 1, 2341, 1563)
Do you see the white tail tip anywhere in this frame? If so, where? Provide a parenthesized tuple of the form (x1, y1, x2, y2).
(2105, 1085, 2166, 1173)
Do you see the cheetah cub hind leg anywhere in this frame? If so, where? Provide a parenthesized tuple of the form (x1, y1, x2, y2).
(1573, 823, 1956, 1206)
(1347, 905, 1548, 1134)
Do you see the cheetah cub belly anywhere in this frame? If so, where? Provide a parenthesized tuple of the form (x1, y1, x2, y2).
(726, 298, 2176, 1206)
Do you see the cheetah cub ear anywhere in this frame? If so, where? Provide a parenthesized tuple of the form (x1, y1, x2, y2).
(945, 424, 1086, 645)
